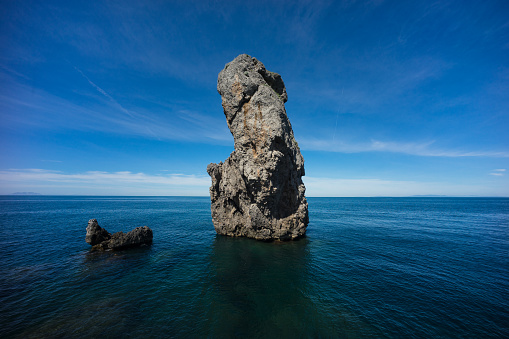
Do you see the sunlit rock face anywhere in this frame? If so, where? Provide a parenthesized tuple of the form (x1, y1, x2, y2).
(207, 54, 308, 241)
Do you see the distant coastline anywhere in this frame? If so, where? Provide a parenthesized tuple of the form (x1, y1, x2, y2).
(11, 192, 41, 195)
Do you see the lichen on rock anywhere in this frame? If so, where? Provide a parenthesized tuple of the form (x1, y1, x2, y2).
(207, 54, 308, 241)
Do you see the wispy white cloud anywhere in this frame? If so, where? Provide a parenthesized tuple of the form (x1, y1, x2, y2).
(1, 169, 210, 185)
(0, 169, 211, 196)
(303, 176, 508, 197)
(300, 137, 509, 157)
(2, 169, 506, 197)
(0, 169, 507, 197)
(0, 73, 230, 144)
(73, 66, 136, 119)
(287, 41, 452, 112)
(489, 169, 506, 176)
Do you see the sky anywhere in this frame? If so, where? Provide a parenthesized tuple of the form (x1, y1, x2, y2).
(0, 0, 508, 196)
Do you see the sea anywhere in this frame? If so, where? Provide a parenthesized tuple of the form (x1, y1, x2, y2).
(0, 196, 507, 338)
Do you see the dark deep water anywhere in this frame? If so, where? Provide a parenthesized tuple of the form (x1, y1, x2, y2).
(0, 196, 508, 338)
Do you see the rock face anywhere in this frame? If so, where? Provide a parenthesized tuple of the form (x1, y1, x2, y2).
(85, 219, 153, 250)
(207, 54, 308, 241)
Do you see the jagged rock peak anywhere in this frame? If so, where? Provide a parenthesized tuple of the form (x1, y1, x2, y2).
(85, 219, 153, 250)
(207, 54, 308, 241)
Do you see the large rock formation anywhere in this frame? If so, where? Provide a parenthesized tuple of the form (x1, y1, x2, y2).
(85, 219, 153, 250)
(207, 54, 308, 241)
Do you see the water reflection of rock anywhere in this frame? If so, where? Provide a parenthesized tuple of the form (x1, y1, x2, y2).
(79, 247, 154, 286)
(207, 235, 337, 337)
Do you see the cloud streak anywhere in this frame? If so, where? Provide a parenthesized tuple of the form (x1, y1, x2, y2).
(303, 176, 508, 197)
(2, 169, 506, 197)
(0, 169, 211, 195)
(0, 73, 230, 144)
(300, 138, 509, 157)
(489, 169, 506, 176)
(1, 169, 210, 185)
(74, 66, 136, 119)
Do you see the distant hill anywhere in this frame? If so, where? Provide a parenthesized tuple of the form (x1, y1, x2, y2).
(11, 192, 41, 195)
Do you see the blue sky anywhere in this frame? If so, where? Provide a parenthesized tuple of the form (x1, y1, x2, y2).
(1, 0, 508, 196)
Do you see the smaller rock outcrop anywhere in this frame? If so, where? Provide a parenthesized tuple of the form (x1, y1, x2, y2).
(85, 219, 153, 250)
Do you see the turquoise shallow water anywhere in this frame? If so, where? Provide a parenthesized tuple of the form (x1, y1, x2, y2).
(0, 196, 508, 338)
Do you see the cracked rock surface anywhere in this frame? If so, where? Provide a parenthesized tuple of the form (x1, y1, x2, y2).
(207, 54, 308, 241)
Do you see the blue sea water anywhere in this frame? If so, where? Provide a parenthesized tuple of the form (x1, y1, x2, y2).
(0, 196, 508, 338)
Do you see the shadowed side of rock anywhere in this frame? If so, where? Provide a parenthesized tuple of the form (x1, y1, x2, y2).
(207, 54, 308, 241)
(85, 219, 153, 250)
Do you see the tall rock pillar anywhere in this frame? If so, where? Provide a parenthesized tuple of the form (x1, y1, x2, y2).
(207, 54, 308, 241)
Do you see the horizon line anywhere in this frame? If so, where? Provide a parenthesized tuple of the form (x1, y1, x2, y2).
(3, 194, 508, 198)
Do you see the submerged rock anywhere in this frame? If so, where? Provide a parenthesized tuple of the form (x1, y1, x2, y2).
(85, 219, 153, 250)
(207, 54, 308, 241)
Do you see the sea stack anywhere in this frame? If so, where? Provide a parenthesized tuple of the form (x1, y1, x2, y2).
(85, 219, 153, 250)
(207, 54, 308, 241)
